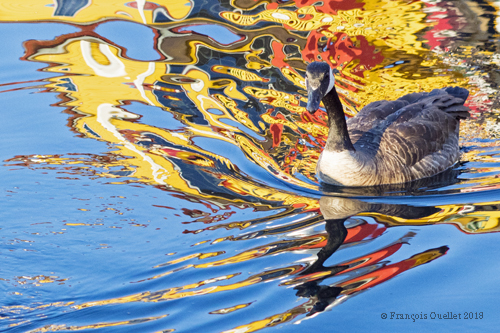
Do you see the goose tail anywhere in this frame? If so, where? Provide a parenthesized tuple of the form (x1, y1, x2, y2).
(398, 86, 470, 120)
(442, 87, 470, 120)
(428, 86, 470, 120)
(444, 86, 469, 100)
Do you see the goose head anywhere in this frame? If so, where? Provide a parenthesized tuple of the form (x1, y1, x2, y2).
(306, 62, 336, 112)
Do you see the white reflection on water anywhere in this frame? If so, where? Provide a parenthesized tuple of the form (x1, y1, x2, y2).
(1, 0, 500, 332)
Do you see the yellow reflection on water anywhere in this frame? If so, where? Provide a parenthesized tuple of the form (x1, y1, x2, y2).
(369, 201, 500, 233)
(222, 1, 428, 53)
(3, 0, 500, 330)
(7, 0, 487, 196)
(0, 0, 193, 24)
(23, 315, 168, 332)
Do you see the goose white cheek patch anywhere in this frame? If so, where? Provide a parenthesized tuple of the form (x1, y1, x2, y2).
(326, 68, 335, 94)
(306, 77, 321, 91)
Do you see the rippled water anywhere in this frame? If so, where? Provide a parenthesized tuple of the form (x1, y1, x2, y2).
(2, 0, 500, 332)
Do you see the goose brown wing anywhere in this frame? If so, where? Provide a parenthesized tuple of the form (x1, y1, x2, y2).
(380, 87, 469, 167)
(380, 105, 459, 167)
(347, 87, 469, 166)
(348, 87, 468, 133)
(347, 99, 411, 148)
(348, 99, 409, 133)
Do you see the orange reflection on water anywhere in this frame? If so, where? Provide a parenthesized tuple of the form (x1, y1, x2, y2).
(2, 0, 500, 331)
(9, 0, 483, 194)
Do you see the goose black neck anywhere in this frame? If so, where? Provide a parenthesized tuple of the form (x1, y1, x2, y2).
(322, 87, 355, 152)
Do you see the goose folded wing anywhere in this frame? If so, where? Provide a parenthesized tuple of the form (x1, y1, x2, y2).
(380, 106, 459, 167)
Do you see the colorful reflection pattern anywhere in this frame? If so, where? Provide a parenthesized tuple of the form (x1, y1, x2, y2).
(2, 0, 500, 331)
(3, 0, 500, 190)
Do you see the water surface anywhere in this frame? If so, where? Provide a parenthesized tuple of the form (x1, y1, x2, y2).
(1, 0, 500, 332)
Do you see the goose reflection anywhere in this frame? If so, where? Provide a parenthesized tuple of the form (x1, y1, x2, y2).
(294, 191, 445, 317)
(320, 165, 463, 196)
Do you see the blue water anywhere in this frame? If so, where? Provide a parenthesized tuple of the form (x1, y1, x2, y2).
(2, 1, 500, 332)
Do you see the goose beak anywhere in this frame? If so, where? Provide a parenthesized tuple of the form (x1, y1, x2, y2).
(306, 87, 323, 112)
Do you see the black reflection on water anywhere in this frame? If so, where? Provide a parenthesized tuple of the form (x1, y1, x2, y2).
(294, 217, 346, 315)
(295, 175, 454, 316)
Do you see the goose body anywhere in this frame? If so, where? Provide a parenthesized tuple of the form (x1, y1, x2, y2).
(306, 62, 470, 186)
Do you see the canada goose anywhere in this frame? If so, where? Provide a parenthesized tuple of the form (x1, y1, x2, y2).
(306, 62, 470, 186)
